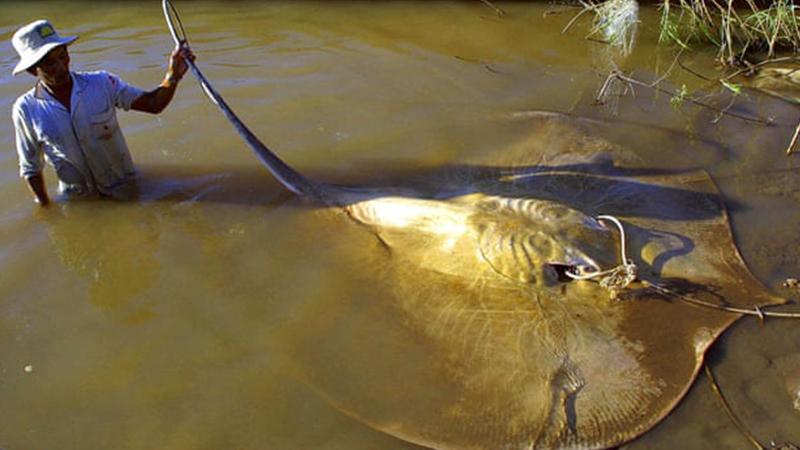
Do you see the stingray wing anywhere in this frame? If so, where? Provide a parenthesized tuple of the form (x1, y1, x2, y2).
(273, 116, 783, 450)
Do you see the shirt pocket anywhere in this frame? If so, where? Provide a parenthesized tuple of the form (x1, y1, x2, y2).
(89, 107, 119, 141)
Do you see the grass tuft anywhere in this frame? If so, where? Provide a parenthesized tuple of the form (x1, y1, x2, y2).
(657, 0, 800, 65)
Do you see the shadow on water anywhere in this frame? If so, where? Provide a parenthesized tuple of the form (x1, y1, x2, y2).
(34, 201, 162, 323)
(132, 156, 737, 224)
(478, 172, 731, 221)
(134, 163, 296, 206)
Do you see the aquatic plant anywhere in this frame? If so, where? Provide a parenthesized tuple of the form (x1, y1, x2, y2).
(571, 2, 785, 133)
(670, 82, 691, 108)
(570, 1, 800, 65)
(591, 0, 640, 55)
(565, 0, 641, 56)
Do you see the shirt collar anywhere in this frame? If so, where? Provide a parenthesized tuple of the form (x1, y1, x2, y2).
(33, 71, 83, 100)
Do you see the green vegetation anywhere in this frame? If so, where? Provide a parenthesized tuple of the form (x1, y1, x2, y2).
(590, 0, 640, 56)
(566, 1, 791, 148)
(669, 83, 690, 108)
(564, 0, 640, 56)
(578, 0, 800, 65)
(657, 0, 800, 65)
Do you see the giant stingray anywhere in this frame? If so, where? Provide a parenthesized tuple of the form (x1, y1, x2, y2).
(163, 2, 786, 448)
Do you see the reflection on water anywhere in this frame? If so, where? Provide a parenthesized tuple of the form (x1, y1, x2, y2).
(1, 2, 800, 450)
(41, 204, 160, 320)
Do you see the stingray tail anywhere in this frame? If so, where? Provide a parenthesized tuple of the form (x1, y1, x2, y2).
(187, 60, 320, 198)
(163, 0, 320, 199)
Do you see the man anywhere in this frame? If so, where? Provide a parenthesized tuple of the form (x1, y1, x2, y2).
(11, 19, 195, 206)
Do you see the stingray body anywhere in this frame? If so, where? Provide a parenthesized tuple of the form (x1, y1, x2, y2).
(166, 7, 784, 446)
(324, 184, 618, 288)
(742, 66, 800, 104)
(265, 124, 781, 450)
(208, 106, 780, 449)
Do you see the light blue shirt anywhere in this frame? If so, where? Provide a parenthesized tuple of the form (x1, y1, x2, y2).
(12, 70, 145, 198)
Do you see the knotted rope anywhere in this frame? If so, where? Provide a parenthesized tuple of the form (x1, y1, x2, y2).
(565, 214, 637, 299)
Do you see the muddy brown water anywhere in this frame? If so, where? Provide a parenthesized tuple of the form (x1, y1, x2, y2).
(1, 2, 799, 449)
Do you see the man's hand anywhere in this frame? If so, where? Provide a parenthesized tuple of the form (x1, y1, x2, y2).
(25, 173, 50, 207)
(132, 42, 196, 114)
(165, 41, 195, 86)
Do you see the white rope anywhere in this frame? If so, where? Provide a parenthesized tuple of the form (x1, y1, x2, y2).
(643, 280, 800, 319)
(563, 215, 800, 318)
(565, 214, 638, 298)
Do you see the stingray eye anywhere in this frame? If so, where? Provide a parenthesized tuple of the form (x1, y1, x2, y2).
(575, 265, 598, 276)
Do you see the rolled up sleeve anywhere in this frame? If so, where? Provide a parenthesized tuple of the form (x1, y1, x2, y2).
(12, 102, 43, 179)
(104, 71, 146, 111)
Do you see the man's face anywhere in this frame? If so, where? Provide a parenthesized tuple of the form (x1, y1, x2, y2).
(33, 45, 70, 86)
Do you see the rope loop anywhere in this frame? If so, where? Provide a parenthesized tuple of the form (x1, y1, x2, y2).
(565, 214, 638, 299)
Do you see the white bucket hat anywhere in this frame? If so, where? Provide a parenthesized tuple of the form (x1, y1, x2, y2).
(11, 19, 78, 75)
